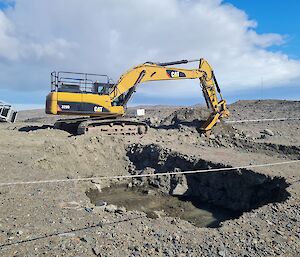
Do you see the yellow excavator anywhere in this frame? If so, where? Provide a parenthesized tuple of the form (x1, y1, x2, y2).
(46, 58, 229, 135)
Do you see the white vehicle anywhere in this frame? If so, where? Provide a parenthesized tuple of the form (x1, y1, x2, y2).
(0, 101, 17, 123)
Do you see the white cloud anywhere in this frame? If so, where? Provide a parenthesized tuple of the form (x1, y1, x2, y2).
(0, 0, 299, 102)
(0, 10, 76, 63)
(0, 11, 19, 60)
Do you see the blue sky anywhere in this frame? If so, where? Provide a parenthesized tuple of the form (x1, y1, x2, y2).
(224, 0, 300, 59)
(0, 1, 12, 9)
(222, 0, 300, 103)
(0, 0, 299, 109)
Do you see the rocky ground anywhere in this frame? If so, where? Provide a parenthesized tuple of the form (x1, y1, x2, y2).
(0, 100, 299, 256)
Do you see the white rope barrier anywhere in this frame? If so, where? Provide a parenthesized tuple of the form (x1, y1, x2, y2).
(225, 117, 300, 124)
(0, 160, 299, 187)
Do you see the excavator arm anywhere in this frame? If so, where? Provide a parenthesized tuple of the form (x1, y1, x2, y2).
(109, 58, 229, 132)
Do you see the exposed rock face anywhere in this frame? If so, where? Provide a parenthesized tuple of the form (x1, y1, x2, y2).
(171, 176, 189, 196)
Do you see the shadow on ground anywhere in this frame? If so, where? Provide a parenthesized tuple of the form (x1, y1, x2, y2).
(18, 125, 53, 132)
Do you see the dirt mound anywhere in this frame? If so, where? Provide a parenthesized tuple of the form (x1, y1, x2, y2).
(0, 129, 129, 183)
(151, 107, 235, 138)
(156, 107, 209, 128)
(160, 107, 209, 125)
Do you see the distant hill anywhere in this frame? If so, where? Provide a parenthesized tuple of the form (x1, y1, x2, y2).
(17, 99, 300, 123)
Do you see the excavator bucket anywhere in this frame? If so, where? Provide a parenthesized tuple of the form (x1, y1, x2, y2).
(199, 99, 230, 135)
(200, 113, 221, 132)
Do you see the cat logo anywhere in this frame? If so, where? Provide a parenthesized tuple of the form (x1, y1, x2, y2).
(166, 70, 186, 78)
(94, 106, 103, 112)
(170, 71, 180, 78)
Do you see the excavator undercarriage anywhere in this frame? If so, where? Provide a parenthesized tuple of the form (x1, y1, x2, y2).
(54, 116, 148, 136)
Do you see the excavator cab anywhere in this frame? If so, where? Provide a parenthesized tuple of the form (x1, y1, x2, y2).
(93, 81, 112, 95)
(46, 71, 124, 116)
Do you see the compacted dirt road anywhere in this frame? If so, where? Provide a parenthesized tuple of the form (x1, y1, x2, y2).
(0, 100, 299, 256)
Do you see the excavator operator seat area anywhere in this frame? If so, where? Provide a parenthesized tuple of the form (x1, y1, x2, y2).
(51, 71, 113, 95)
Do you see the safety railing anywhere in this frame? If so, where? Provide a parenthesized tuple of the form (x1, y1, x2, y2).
(51, 71, 113, 95)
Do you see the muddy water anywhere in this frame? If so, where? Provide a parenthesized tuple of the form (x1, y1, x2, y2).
(87, 185, 239, 228)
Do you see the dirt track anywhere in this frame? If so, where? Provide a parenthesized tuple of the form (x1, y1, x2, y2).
(0, 100, 300, 256)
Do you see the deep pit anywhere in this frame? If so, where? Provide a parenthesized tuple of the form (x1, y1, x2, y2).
(87, 144, 290, 228)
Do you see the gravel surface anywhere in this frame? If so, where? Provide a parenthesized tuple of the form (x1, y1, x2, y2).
(0, 100, 299, 256)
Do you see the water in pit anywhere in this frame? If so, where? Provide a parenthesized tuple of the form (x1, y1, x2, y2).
(87, 185, 240, 228)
